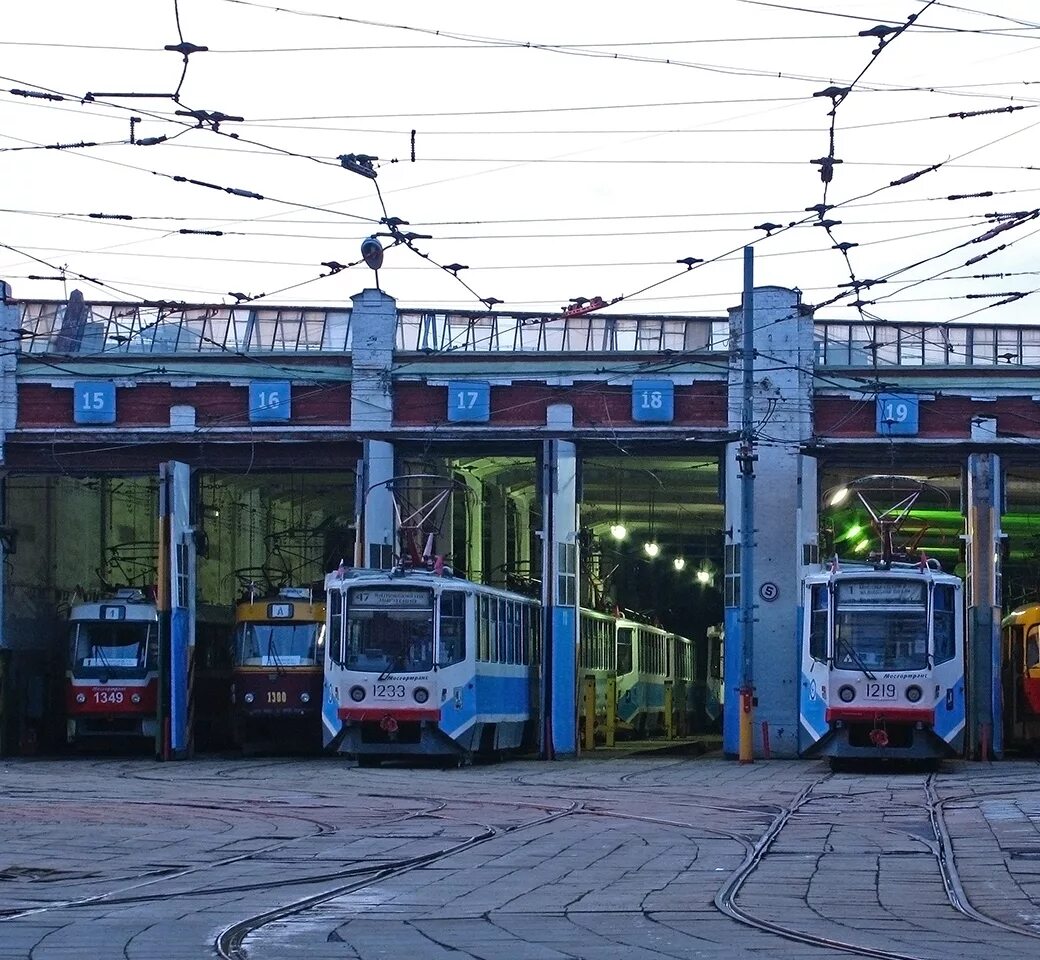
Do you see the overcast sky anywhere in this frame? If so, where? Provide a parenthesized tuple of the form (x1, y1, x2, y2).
(1, 0, 1039, 324)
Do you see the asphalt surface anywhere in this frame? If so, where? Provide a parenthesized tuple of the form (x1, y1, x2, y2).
(1, 752, 1039, 959)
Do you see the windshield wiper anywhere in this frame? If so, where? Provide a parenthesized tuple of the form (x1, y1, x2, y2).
(834, 637, 877, 681)
(377, 655, 403, 681)
(266, 637, 286, 676)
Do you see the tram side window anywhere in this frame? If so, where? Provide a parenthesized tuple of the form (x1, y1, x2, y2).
(1028, 625, 1040, 670)
(439, 591, 466, 666)
(933, 585, 957, 664)
(809, 585, 828, 662)
(328, 590, 344, 664)
(478, 596, 489, 662)
(488, 598, 499, 662)
(617, 627, 633, 675)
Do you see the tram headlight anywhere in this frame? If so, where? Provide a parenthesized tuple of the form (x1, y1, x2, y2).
(300, 692, 311, 704)
(838, 685, 856, 703)
(349, 685, 366, 702)
(906, 684, 923, 703)
(131, 693, 141, 704)
(413, 687, 429, 704)
(243, 692, 255, 704)
(75, 693, 86, 704)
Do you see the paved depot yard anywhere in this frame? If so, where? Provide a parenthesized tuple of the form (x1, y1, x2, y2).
(1, 755, 1039, 959)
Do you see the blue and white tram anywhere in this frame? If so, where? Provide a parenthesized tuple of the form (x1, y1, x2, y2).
(616, 618, 672, 737)
(799, 558, 965, 762)
(323, 567, 540, 764)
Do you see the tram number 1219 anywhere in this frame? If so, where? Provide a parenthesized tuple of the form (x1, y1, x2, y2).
(864, 682, 896, 700)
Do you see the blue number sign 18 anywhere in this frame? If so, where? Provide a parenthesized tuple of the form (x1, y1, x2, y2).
(631, 379, 675, 422)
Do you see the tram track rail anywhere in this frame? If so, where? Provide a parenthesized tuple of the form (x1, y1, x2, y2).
(713, 771, 1040, 960)
(214, 800, 582, 960)
(0, 794, 446, 921)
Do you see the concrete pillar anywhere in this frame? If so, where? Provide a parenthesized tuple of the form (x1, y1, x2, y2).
(0, 282, 16, 467)
(350, 289, 397, 568)
(486, 482, 508, 586)
(722, 287, 818, 759)
(542, 405, 580, 758)
(460, 471, 484, 582)
(509, 491, 532, 575)
(965, 431, 1002, 758)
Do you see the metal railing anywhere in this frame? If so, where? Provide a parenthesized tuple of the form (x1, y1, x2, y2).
(813, 321, 1040, 367)
(395, 308, 726, 353)
(15, 301, 353, 355)
(13, 297, 1040, 367)
(12, 299, 727, 357)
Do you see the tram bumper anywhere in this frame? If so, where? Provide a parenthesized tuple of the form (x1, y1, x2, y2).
(805, 705, 956, 760)
(334, 706, 464, 758)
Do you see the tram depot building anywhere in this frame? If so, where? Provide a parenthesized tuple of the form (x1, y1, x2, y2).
(0, 279, 1034, 760)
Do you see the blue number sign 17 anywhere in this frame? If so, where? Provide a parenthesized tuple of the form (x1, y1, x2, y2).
(447, 382, 491, 422)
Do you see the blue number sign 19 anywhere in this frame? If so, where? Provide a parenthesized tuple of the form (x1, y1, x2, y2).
(249, 381, 291, 421)
(875, 393, 918, 436)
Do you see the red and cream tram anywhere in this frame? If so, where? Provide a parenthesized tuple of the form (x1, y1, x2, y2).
(65, 588, 159, 744)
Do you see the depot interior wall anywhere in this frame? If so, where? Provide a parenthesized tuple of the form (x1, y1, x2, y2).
(4, 475, 159, 654)
(196, 473, 357, 609)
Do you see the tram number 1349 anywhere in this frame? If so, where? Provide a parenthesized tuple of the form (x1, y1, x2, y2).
(864, 682, 897, 700)
(93, 690, 125, 704)
(375, 684, 407, 698)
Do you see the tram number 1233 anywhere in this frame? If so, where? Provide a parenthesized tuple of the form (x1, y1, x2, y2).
(375, 684, 407, 698)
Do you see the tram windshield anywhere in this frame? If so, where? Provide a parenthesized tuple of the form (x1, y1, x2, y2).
(834, 580, 928, 672)
(69, 622, 156, 674)
(234, 622, 324, 667)
(345, 586, 434, 673)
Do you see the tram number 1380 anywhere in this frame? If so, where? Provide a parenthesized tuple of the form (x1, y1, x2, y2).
(864, 682, 897, 700)
(375, 684, 407, 699)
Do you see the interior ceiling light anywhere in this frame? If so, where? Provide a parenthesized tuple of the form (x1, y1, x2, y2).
(673, 556, 686, 571)
(643, 541, 660, 558)
(610, 523, 628, 541)
(828, 486, 850, 507)
(696, 569, 711, 584)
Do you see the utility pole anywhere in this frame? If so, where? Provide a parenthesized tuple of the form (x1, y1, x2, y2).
(738, 246, 757, 763)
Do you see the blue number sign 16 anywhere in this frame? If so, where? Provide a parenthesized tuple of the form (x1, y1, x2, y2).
(249, 381, 292, 421)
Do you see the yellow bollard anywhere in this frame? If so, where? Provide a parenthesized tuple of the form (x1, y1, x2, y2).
(605, 675, 617, 748)
(582, 675, 597, 752)
(739, 686, 754, 763)
(664, 682, 675, 740)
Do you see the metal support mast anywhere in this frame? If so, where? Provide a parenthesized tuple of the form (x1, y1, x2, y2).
(738, 247, 757, 763)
